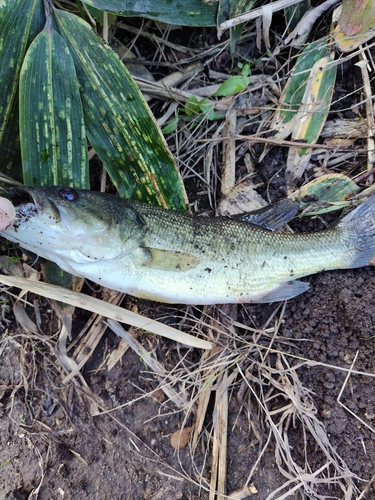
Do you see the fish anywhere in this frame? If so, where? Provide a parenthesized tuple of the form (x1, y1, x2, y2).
(1, 185, 375, 305)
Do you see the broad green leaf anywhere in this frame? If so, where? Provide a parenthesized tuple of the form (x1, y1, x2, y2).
(28, 0, 46, 41)
(80, 0, 217, 27)
(53, 8, 187, 210)
(213, 75, 250, 96)
(0, 0, 44, 154)
(19, 18, 89, 187)
(290, 174, 360, 215)
(285, 53, 337, 192)
(0, 92, 22, 181)
(273, 39, 330, 137)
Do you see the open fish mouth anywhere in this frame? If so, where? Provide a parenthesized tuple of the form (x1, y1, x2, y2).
(4, 186, 61, 226)
(8, 186, 45, 212)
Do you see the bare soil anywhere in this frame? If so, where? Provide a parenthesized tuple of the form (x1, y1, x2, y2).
(1, 264, 375, 499)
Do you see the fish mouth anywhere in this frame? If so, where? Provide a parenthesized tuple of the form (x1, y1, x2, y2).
(5, 186, 61, 223)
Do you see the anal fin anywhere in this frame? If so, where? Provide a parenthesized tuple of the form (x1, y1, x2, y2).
(256, 280, 310, 303)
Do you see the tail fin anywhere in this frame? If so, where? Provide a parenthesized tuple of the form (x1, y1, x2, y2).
(338, 195, 375, 268)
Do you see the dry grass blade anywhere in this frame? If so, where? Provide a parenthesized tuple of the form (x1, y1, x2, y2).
(228, 484, 258, 498)
(106, 337, 129, 370)
(191, 346, 224, 451)
(337, 351, 375, 436)
(13, 301, 39, 334)
(236, 349, 358, 499)
(106, 319, 189, 409)
(62, 289, 125, 383)
(0, 275, 212, 350)
(221, 108, 237, 196)
(218, 0, 306, 35)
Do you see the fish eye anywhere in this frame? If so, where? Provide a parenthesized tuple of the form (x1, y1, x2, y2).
(59, 188, 79, 202)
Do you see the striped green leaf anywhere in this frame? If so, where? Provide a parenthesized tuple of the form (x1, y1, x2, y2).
(285, 53, 337, 192)
(291, 55, 337, 156)
(274, 39, 330, 137)
(290, 174, 360, 215)
(0, 92, 24, 181)
(0, 0, 44, 156)
(80, 0, 217, 26)
(53, 8, 187, 210)
(284, 0, 309, 32)
(19, 17, 89, 188)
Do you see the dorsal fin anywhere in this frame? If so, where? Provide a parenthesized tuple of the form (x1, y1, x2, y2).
(232, 199, 298, 231)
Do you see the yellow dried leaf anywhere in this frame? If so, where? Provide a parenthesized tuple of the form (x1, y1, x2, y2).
(170, 427, 192, 450)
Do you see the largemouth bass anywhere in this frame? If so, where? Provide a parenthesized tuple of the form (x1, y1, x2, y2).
(1, 186, 375, 305)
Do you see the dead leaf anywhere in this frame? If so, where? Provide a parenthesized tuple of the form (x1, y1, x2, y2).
(170, 427, 192, 450)
(217, 180, 266, 216)
(13, 301, 39, 334)
(228, 484, 258, 498)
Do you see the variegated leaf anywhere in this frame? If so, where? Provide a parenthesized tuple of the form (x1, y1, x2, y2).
(19, 17, 89, 187)
(81, 0, 217, 26)
(53, 8, 187, 210)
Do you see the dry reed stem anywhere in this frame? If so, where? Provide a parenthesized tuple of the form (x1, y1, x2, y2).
(63, 289, 125, 383)
(0, 275, 212, 349)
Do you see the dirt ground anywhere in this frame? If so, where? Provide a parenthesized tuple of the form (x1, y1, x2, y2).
(1, 262, 375, 499)
(2, 4, 375, 500)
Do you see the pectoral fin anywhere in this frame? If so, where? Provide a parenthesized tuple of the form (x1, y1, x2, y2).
(256, 279, 310, 303)
(143, 247, 199, 272)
